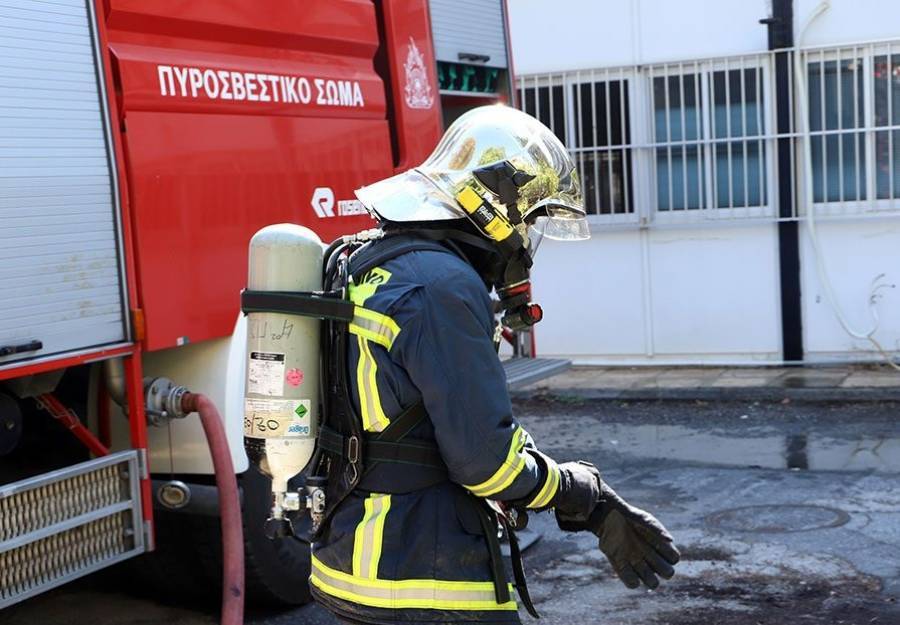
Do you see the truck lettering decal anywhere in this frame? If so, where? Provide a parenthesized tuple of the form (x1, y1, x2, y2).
(245, 72, 259, 101)
(338, 80, 353, 106)
(203, 69, 219, 98)
(173, 66, 190, 97)
(188, 68, 203, 97)
(217, 70, 232, 99)
(231, 71, 246, 100)
(266, 74, 280, 102)
(314, 78, 326, 105)
(282, 76, 296, 103)
(297, 77, 311, 103)
(327, 80, 339, 105)
(157, 64, 365, 108)
(256, 73, 269, 102)
(158, 65, 175, 96)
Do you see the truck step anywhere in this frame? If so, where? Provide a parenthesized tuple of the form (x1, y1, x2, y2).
(0, 451, 147, 608)
(503, 357, 571, 391)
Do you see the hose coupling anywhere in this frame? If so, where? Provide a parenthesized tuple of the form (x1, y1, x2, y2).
(143, 377, 190, 426)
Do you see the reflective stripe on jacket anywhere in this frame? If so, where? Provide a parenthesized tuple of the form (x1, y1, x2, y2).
(311, 243, 559, 624)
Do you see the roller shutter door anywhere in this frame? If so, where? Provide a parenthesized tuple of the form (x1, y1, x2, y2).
(429, 0, 508, 68)
(0, 0, 127, 367)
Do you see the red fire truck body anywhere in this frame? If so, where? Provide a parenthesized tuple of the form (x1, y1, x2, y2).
(0, 0, 515, 608)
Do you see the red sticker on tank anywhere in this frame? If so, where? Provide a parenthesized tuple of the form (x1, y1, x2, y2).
(285, 368, 304, 387)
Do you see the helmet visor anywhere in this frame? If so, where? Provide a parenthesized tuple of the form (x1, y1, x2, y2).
(527, 205, 591, 258)
(524, 163, 590, 255)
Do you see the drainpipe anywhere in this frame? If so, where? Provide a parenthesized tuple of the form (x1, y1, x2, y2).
(760, 0, 804, 364)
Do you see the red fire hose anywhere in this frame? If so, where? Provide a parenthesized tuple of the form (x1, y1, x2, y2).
(181, 392, 245, 625)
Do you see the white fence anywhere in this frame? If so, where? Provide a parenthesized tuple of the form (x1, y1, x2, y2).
(517, 38, 900, 227)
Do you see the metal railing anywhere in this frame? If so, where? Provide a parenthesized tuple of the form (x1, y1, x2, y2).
(517, 38, 900, 227)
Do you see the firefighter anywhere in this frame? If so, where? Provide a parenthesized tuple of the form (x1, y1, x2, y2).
(310, 105, 680, 624)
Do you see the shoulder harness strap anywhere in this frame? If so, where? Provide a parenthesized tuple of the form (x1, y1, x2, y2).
(349, 233, 457, 284)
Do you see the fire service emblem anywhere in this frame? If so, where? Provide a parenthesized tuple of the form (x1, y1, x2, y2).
(404, 37, 434, 109)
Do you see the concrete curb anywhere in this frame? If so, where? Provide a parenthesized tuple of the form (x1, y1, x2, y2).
(511, 385, 900, 402)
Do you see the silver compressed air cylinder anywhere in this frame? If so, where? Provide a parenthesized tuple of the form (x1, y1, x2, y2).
(243, 224, 323, 520)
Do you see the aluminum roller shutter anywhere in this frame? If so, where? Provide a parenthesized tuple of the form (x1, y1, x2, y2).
(0, 0, 127, 367)
(429, 0, 508, 68)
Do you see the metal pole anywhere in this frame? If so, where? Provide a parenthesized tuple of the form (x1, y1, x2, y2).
(761, 0, 804, 363)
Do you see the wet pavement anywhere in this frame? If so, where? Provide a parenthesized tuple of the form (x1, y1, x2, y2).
(3, 399, 899, 625)
(519, 399, 900, 624)
(519, 364, 900, 401)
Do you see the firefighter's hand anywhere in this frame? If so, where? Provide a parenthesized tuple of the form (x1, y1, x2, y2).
(556, 464, 680, 590)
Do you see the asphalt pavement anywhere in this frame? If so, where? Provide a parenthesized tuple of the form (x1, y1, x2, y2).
(4, 398, 899, 625)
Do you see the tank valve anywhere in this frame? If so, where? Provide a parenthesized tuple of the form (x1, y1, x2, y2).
(262, 476, 327, 539)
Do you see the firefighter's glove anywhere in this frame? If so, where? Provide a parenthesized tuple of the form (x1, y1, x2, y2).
(555, 462, 680, 590)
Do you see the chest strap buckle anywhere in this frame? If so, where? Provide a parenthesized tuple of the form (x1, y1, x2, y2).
(347, 435, 360, 464)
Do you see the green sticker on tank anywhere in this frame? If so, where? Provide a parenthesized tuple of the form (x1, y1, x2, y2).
(294, 403, 308, 418)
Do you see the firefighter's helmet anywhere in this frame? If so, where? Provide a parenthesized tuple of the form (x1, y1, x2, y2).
(355, 105, 589, 255)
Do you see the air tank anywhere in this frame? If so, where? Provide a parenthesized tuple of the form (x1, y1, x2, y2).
(243, 224, 322, 525)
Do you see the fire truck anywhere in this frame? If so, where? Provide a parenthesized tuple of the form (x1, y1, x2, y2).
(0, 0, 556, 611)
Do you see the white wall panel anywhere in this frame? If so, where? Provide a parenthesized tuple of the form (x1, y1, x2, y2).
(532, 224, 782, 363)
(647, 224, 782, 358)
(509, 0, 770, 75)
(531, 230, 647, 359)
(800, 220, 900, 360)
(795, 0, 900, 48)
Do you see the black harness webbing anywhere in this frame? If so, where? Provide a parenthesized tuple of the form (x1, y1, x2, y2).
(240, 289, 354, 322)
(317, 402, 447, 473)
(503, 515, 540, 618)
(368, 398, 429, 444)
(475, 503, 511, 606)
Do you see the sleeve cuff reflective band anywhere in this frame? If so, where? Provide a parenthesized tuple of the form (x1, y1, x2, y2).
(525, 459, 560, 509)
(464, 426, 528, 498)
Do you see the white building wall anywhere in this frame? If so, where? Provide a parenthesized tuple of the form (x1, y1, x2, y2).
(800, 220, 900, 362)
(509, 0, 770, 73)
(511, 0, 900, 364)
(795, 0, 900, 47)
(533, 225, 782, 365)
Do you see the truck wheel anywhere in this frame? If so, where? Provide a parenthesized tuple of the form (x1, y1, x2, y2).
(130, 466, 312, 607)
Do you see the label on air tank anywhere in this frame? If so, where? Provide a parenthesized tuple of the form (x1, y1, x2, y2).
(244, 398, 311, 439)
(247, 351, 285, 396)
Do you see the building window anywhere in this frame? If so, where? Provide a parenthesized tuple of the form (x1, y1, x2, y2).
(654, 73, 704, 210)
(712, 68, 766, 208)
(653, 65, 766, 211)
(572, 79, 633, 215)
(874, 54, 900, 200)
(521, 83, 565, 143)
(807, 57, 866, 203)
(522, 78, 633, 216)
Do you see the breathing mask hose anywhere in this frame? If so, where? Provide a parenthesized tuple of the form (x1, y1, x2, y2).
(181, 392, 245, 625)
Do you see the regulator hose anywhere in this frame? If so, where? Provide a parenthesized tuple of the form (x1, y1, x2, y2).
(181, 392, 245, 625)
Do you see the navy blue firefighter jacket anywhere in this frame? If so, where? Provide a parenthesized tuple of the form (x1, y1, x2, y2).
(310, 239, 561, 625)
